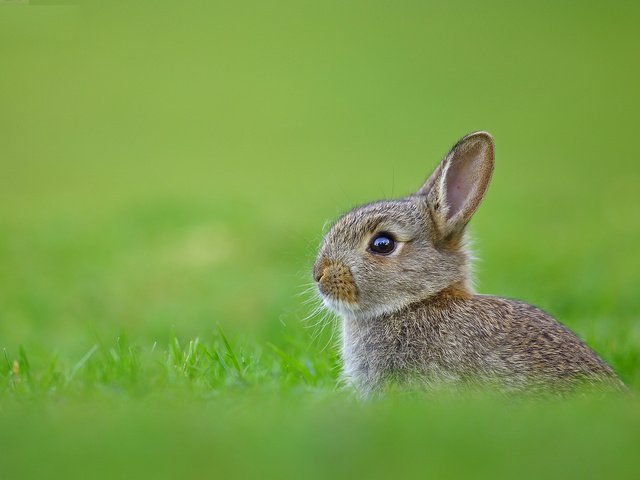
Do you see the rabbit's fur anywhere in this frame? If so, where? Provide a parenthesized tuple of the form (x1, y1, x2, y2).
(313, 132, 623, 395)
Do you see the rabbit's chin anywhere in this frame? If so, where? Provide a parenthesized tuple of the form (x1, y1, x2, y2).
(321, 296, 361, 318)
(321, 294, 410, 322)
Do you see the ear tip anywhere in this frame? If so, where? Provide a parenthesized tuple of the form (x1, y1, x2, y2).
(464, 130, 494, 144)
(461, 131, 495, 160)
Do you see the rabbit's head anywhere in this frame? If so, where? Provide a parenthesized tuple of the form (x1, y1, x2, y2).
(313, 132, 494, 320)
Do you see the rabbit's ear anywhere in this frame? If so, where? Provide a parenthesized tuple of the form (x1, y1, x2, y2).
(417, 132, 494, 241)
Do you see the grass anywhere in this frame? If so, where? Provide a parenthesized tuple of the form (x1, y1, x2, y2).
(2, 329, 338, 398)
(2, 332, 639, 480)
(1, 1, 640, 479)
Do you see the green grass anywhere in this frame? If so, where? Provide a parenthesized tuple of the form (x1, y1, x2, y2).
(1, 1, 640, 479)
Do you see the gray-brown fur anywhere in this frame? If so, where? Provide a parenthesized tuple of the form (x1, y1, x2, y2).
(313, 131, 623, 396)
(343, 292, 620, 395)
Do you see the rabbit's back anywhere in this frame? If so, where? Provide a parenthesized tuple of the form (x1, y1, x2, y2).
(342, 291, 621, 394)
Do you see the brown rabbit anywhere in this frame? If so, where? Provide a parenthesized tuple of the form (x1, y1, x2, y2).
(313, 132, 623, 396)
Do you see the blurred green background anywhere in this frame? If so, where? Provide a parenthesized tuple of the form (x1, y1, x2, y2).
(1, 1, 639, 479)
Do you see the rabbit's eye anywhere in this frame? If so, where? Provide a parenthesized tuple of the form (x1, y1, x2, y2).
(369, 234, 396, 255)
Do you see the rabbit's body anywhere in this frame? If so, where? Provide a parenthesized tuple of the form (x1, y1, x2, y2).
(313, 132, 623, 395)
(342, 289, 619, 395)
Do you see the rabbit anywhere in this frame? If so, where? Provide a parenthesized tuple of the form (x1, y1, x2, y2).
(312, 131, 624, 396)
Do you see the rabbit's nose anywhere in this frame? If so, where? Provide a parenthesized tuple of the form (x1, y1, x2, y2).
(316, 262, 358, 303)
(314, 268, 325, 283)
(313, 258, 330, 282)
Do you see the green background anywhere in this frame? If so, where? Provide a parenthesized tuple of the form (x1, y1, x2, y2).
(1, 1, 639, 479)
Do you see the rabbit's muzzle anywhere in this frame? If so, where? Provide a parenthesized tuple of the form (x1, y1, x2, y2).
(314, 259, 358, 304)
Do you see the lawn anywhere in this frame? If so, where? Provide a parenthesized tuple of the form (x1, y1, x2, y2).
(1, 1, 639, 479)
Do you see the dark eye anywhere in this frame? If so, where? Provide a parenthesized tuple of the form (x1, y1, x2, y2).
(369, 233, 396, 255)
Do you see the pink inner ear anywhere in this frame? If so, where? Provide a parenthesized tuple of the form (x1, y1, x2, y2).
(444, 143, 483, 221)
